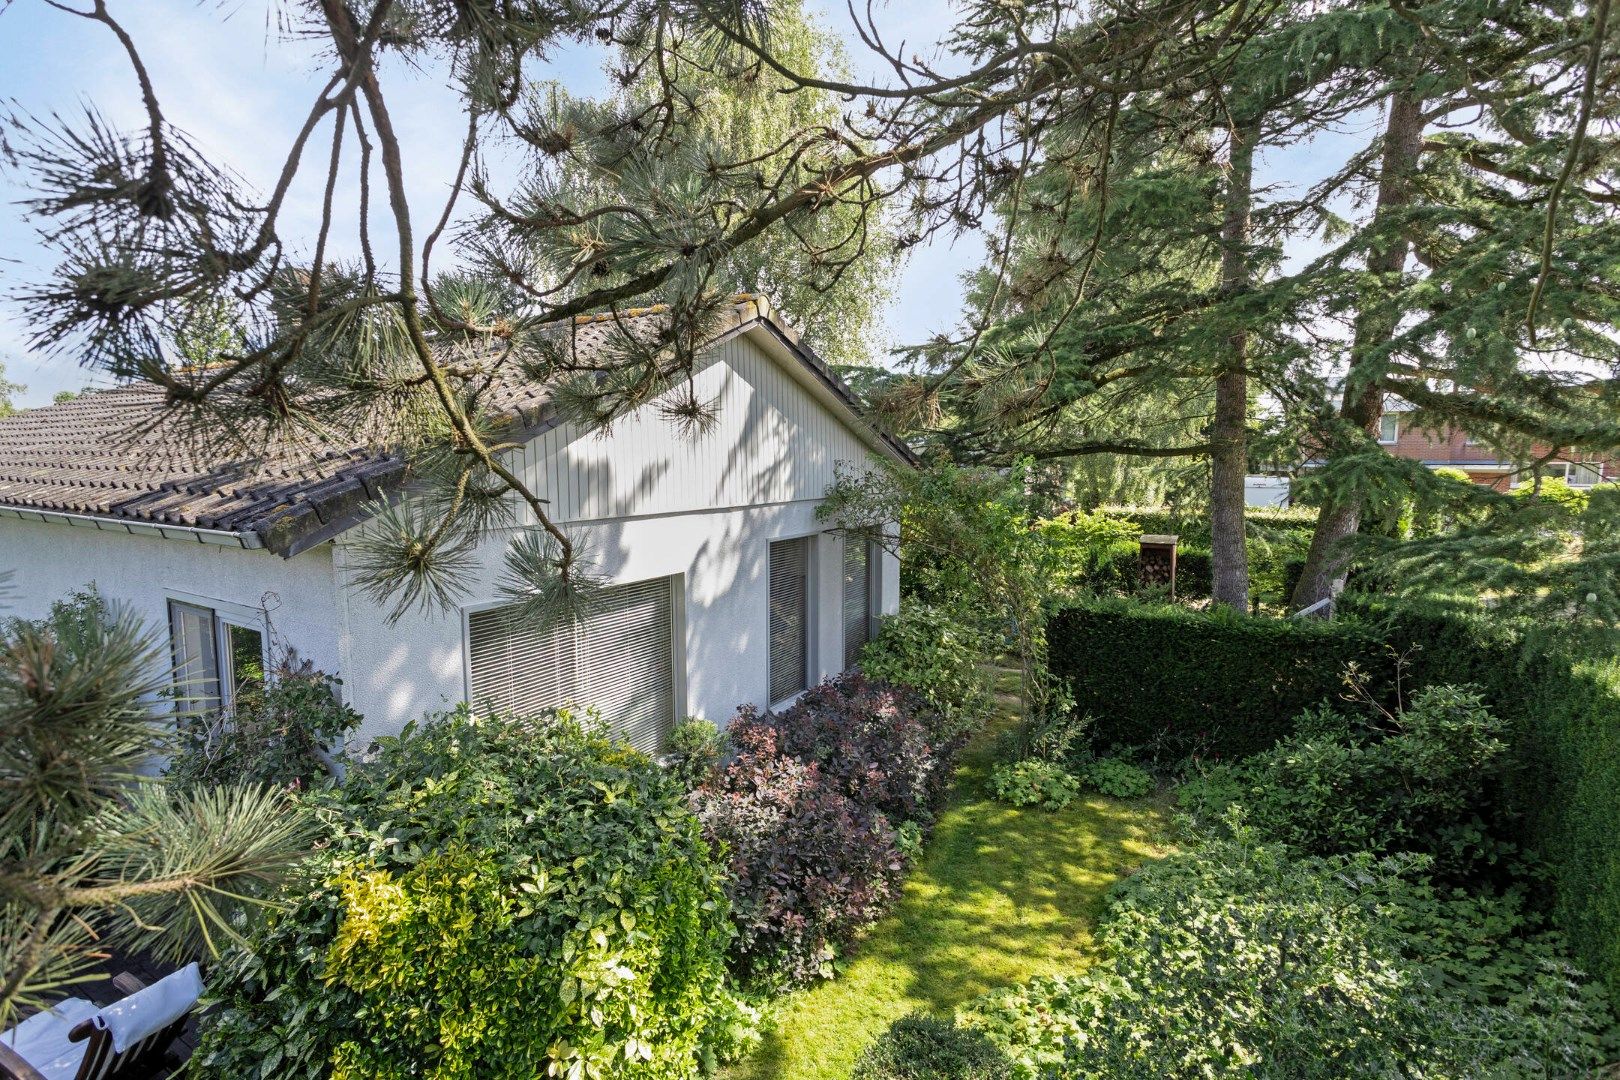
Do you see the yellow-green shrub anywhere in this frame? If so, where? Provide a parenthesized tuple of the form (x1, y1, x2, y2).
(193, 708, 734, 1079)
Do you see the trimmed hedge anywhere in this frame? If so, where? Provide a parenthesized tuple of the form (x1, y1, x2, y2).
(1049, 596, 1620, 1001)
(1350, 603, 1620, 1005)
(1049, 598, 1388, 759)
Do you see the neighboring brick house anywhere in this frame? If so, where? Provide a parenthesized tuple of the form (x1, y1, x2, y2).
(1377, 405, 1615, 491)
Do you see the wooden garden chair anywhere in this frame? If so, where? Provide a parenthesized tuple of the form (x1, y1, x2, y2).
(0, 964, 202, 1080)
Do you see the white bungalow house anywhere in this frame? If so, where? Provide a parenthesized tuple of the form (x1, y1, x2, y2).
(0, 296, 907, 750)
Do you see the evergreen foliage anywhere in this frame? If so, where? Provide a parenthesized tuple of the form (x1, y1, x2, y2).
(0, 591, 314, 1026)
(1049, 595, 1620, 1000)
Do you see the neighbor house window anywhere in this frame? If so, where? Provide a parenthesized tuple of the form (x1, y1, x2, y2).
(842, 537, 877, 670)
(768, 537, 811, 704)
(466, 576, 678, 754)
(1565, 462, 1603, 488)
(167, 600, 265, 714)
(1378, 415, 1399, 444)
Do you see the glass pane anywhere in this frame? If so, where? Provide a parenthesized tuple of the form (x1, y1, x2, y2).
(168, 601, 221, 714)
(1379, 415, 1398, 442)
(226, 623, 265, 705)
(1568, 462, 1602, 487)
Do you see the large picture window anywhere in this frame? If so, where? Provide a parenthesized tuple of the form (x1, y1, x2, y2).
(768, 537, 811, 704)
(466, 576, 678, 754)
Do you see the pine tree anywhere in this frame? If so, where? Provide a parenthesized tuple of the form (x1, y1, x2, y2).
(0, 594, 314, 1026)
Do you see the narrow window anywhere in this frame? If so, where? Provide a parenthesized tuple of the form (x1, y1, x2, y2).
(225, 622, 266, 704)
(842, 537, 873, 670)
(768, 537, 810, 704)
(168, 600, 221, 714)
(1378, 414, 1399, 444)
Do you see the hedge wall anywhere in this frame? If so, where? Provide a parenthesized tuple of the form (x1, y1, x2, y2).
(1351, 603, 1620, 1002)
(1048, 598, 1390, 760)
(1049, 597, 1620, 1001)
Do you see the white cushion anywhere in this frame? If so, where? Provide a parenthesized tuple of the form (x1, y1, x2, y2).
(89, 963, 203, 1054)
(1, 997, 98, 1080)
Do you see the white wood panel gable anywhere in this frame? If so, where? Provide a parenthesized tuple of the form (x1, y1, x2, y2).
(509, 331, 881, 524)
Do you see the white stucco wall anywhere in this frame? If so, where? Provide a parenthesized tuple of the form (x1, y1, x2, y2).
(0, 515, 343, 681)
(1, 327, 903, 746)
(335, 503, 900, 744)
(334, 327, 902, 743)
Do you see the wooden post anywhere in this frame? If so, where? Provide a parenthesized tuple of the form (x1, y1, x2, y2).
(1139, 534, 1179, 600)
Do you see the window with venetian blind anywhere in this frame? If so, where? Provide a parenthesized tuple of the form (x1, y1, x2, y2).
(842, 537, 875, 670)
(768, 537, 810, 704)
(466, 576, 677, 754)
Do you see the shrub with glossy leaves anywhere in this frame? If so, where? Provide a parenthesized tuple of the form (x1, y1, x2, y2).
(962, 828, 1612, 1079)
(852, 1014, 1015, 1080)
(168, 651, 359, 792)
(193, 707, 733, 1080)
(694, 721, 905, 989)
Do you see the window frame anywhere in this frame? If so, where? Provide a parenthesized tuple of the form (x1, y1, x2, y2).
(767, 533, 817, 709)
(1377, 414, 1399, 444)
(165, 593, 269, 714)
(841, 534, 880, 671)
(1562, 461, 1604, 488)
(460, 574, 687, 753)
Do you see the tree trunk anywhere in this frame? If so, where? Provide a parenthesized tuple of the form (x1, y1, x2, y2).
(1210, 118, 1257, 610)
(1290, 91, 1427, 614)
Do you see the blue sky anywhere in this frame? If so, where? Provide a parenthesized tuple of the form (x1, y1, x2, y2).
(0, 1, 1370, 406)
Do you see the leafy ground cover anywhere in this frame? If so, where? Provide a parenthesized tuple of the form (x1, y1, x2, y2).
(723, 674, 1172, 1080)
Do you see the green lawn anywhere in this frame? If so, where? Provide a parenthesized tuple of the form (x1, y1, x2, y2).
(723, 684, 1173, 1080)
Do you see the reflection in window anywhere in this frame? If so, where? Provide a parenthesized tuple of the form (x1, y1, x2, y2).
(226, 622, 266, 703)
(167, 600, 266, 714)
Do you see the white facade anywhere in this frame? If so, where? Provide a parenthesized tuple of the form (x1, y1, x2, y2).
(1244, 475, 1292, 508)
(0, 327, 901, 748)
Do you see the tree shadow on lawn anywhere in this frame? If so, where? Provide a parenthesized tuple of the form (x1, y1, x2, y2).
(725, 708, 1174, 1080)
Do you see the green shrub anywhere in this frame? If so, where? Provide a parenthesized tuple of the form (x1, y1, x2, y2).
(961, 828, 1612, 1079)
(194, 707, 733, 1080)
(1034, 510, 1139, 596)
(860, 603, 991, 737)
(1050, 593, 1620, 1002)
(168, 651, 359, 791)
(667, 716, 725, 791)
(989, 759, 1080, 809)
(1082, 757, 1152, 799)
(852, 1014, 1015, 1080)
(1181, 686, 1510, 869)
(1048, 597, 1387, 759)
(1349, 600, 1620, 1000)
(1042, 507, 1314, 604)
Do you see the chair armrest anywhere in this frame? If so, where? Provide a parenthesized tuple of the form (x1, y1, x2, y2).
(0, 1039, 50, 1080)
(109, 974, 145, 998)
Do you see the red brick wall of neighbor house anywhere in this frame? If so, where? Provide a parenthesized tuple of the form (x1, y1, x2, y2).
(1382, 418, 1616, 490)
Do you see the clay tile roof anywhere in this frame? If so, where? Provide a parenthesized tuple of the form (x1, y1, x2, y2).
(0, 296, 909, 557)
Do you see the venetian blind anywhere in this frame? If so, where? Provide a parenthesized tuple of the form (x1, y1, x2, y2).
(467, 577, 675, 752)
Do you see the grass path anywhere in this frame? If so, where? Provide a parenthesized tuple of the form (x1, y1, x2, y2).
(723, 681, 1173, 1080)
